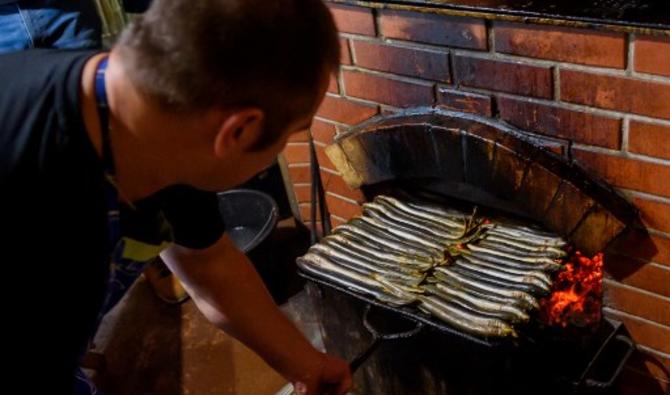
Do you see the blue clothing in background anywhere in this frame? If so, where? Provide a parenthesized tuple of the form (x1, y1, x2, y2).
(0, 0, 101, 53)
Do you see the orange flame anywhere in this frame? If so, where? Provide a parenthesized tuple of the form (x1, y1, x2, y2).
(539, 251, 603, 328)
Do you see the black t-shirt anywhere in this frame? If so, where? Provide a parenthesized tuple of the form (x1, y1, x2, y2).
(0, 49, 224, 390)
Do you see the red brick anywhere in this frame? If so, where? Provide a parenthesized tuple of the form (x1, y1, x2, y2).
(560, 70, 670, 120)
(605, 309, 670, 355)
(351, 40, 450, 82)
(310, 119, 337, 145)
(636, 36, 670, 77)
(330, 215, 347, 227)
(573, 149, 670, 198)
(325, 193, 362, 220)
(609, 229, 670, 268)
(319, 169, 334, 187)
(604, 280, 670, 326)
(629, 121, 670, 160)
(340, 38, 352, 65)
(494, 22, 626, 68)
(322, 170, 365, 203)
(619, 367, 669, 395)
(379, 10, 486, 50)
(342, 70, 434, 108)
(312, 168, 365, 204)
(647, 234, 670, 268)
(437, 87, 492, 116)
(288, 130, 309, 143)
(293, 184, 311, 203)
(453, 55, 552, 98)
(283, 143, 336, 170)
(633, 197, 670, 234)
(299, 203, 321, 223)
(315, 143, 336, 171)
(498, 98, 622, 148)
(316, 95, 378, 125)
(282, 143, 310, 163)
(327, 74, 338, 94)
(606, 253, 670, 298)
(328, 4, 375, 36)
(288, 165, 310, 183)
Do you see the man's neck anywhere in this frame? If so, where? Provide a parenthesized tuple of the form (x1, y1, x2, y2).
(80, 52, 174, 203)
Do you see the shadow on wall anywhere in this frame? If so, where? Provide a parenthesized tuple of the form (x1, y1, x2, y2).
(618, 350, 670, 395)
(604, 226, 669, 395)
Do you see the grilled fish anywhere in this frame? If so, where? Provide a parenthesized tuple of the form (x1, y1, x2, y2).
(461, 254, 552, 286)
(453, 258, 551, 293)
(482, 234, 567, 257)
(336, 223, 437, 260)
(425, 283, 529, 323)
(310, 243, 426, 286)
(488, 226, 566, 248)
(417, 295, 517, 338)
(468, 244, 562, 268)
(323, 235, 434, 271)
(363, 202, 463, 240)
(449, 264, 549, 297)
(433, 266, 539, 310)
(297, 252, 414, 306)
(375, 195, 465, 230)
(465, 249, 563, 273)
(359, 215, 446, 251)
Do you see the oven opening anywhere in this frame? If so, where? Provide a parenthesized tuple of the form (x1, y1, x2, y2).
(296, 107, 640, 394)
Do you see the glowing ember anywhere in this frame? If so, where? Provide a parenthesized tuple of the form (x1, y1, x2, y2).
(539, 251, 603, 328)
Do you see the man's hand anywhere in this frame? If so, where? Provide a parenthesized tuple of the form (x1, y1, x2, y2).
(292, 352, 351, 395)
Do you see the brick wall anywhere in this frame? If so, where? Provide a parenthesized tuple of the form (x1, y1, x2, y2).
(281, 3, 670, 391)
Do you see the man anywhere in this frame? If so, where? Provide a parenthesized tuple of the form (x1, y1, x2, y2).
(0, 0, 351, 394)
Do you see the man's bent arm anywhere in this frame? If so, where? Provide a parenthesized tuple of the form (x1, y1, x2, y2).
(160, 235, 351, 394)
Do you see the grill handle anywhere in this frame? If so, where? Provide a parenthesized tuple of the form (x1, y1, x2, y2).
(584, 334, 635, 390)
(350, 304, 423, 373)
(349, 338, 381, 373)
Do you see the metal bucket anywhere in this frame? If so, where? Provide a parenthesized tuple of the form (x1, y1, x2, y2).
(217, 189, 278, 253)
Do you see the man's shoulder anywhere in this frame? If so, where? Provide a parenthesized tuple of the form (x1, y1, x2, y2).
(0, 48, 99, 64)
(0, 49, 98, 105)
(0, 49, 97, 97)
(0, 49, 102, 182)
(0, 48, 96, 75)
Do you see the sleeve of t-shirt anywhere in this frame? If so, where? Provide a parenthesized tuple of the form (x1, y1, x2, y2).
(156, 185, 226, 250)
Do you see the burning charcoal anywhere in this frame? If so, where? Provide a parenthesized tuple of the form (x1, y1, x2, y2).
(539, 252, 603, 328)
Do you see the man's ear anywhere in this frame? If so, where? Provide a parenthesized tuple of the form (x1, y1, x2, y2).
(214, 108, 264, 158)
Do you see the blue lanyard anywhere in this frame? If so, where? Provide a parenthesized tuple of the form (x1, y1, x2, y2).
(94, 57, 121, 252)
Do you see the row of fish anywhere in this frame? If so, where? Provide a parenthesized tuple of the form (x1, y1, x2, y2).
(296, 194, 568, 338)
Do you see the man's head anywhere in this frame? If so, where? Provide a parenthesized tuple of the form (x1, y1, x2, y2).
(114, 0, 339, 190)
